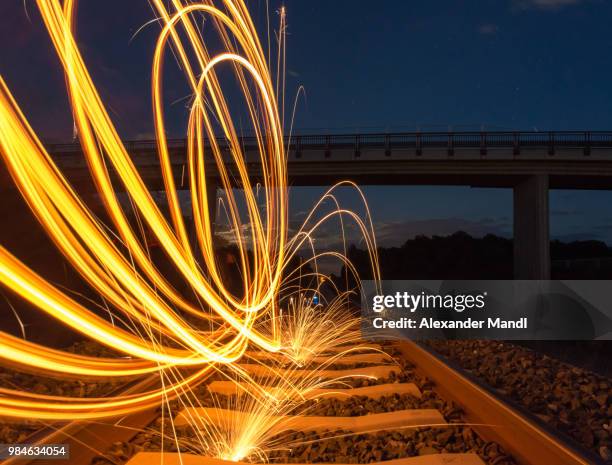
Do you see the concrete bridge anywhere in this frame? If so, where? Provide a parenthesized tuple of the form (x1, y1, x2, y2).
(43, 130, 612, 280)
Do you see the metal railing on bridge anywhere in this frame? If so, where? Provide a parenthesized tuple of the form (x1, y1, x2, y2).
(46, 130, 612, 158)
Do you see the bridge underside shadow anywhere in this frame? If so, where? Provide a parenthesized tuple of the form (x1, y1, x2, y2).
(46, 137, 612, 280)
(58, 161, 612, 281)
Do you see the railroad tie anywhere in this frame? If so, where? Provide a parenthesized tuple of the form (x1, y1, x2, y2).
(125, 452, 486, 465)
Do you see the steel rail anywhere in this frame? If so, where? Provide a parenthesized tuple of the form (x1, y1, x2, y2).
(395, 340, 600, 465)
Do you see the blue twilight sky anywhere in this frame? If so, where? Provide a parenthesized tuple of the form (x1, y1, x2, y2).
(1, 0, 612, 245)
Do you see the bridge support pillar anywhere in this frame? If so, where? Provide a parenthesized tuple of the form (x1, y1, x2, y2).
(207, 178, 218, 237)
(513, 174, 550, 279)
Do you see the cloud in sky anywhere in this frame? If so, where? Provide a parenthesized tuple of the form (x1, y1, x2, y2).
(513, 0, 582, 10)
(479, 23, 499, 35)
(551, 208, 582, 216)
(211, 216, 514, 254)
(373, 217, 511, 247)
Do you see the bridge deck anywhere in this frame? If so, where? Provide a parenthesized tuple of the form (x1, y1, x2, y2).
(47, 131, 612, 190)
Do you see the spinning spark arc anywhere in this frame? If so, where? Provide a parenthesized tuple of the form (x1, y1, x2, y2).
(0, 0, 380, 433)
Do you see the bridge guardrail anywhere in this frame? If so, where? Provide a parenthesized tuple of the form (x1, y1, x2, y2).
(45, 131, 612, 157)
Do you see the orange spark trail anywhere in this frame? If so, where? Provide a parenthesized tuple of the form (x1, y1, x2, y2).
(0, 0, 288, 419)
(0, 0, 380, 431)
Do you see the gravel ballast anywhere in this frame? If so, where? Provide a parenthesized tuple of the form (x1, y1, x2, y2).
(426, 340, 612, 463)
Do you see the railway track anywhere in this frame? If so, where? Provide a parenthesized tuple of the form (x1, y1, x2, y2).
(6, 340, 602, 465)
(395, 341, 602, 465)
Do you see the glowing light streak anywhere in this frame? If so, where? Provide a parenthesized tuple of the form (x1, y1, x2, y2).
(0, 7, 381, 463)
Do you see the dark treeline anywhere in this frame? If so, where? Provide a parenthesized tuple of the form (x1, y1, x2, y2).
(334, 231, 612, 283)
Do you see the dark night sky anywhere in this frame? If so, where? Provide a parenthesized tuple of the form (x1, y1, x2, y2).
(1, 0, 612, 246)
